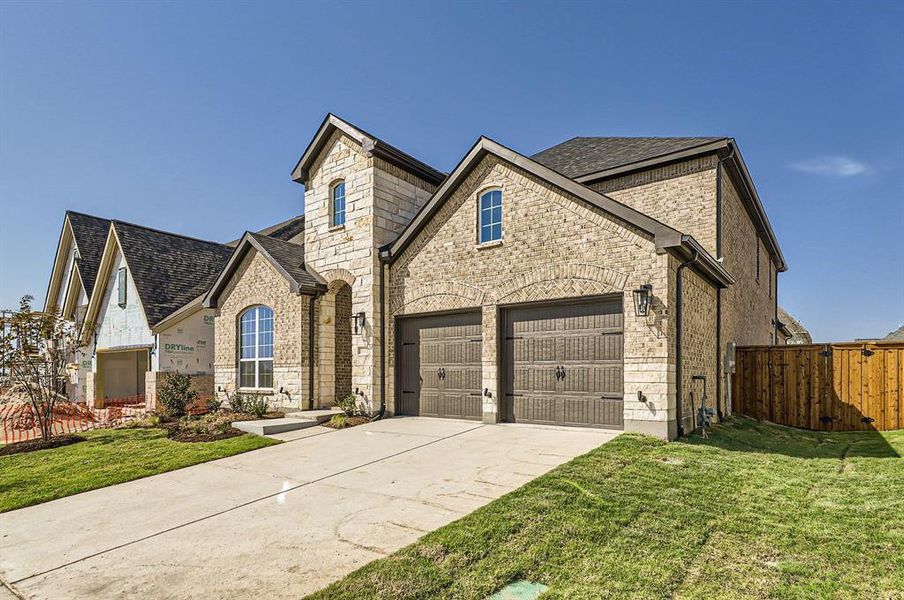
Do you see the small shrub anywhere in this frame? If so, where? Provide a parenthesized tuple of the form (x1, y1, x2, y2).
(158, 373, 198, 418)
(227, 392, 248, 413)
(337, 394, 361, 417)
(245, 394, 269, 418)
(206, 397, 223, 413)
(329, 413, 349, 428)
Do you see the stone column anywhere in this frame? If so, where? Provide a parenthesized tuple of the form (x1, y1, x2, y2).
(481, 304, 499, 423)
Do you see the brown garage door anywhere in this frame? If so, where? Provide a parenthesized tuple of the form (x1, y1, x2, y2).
(503, 297, 624, 429)
(395, 311, 483, 420)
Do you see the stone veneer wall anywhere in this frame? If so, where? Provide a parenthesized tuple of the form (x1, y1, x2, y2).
(388, 154, 677, 438)
(719, 169, 776, 413)
(303, 131, 435, 411)
(212, 249, 313, 408)
(589, 155, 719, 257)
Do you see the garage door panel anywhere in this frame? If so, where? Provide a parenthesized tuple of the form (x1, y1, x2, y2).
(562, 398, 624, 428)
(514, 395, 558, 425)
(514, 337, 556, 363)
(504, 297, 624, 429)
(513, 366, 557, 393)
(396, 311, 482, 420)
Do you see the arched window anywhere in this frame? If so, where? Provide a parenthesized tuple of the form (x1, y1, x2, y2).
(331, 181, 346, 227)
(478, 188, 502, 243)
(238, 305, 274, 389)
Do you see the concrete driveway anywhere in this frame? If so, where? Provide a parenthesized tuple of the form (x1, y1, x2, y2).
(0, 417, 618, 599)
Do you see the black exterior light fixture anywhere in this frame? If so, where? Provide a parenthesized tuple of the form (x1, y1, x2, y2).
(632, 284, 653, 317)
(351, 311, 366, 334)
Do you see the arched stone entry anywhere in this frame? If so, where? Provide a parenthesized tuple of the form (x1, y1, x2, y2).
(333, 282, 353, 401)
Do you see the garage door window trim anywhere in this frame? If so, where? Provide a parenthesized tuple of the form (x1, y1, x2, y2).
(238, 305, 274, 390)
(477, 187, 503, 246)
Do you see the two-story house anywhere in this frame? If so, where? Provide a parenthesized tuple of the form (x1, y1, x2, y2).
(202, 114, 786, 440)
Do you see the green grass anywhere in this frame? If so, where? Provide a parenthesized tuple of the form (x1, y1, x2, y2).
(0, 427, 279, 512)
(308, 418, 904, 600)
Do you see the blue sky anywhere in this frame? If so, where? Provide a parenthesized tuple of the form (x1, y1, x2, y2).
(1, 1, 901, 341)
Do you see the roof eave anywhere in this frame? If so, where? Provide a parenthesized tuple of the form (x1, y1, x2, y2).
(572, 139, 731, 184)
(573, 138, 787, 274)
(662, 235, 735, 288)
(719, 141, 788, 272)
(151, 293, 205, 333)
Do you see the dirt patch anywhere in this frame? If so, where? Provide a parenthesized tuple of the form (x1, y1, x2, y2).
(0, 434, 86, 456)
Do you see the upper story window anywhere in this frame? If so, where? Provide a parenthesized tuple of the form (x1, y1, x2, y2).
(239, 305, 274, 389)
(117, 267, 127, 307)
(478, 189, 503, 244)
(331, 181, 346, 227)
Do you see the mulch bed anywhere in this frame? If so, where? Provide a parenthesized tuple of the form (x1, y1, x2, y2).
(0, 434, 86, 456)
(159, 421, 247, 443)
(324, 416, 371, 430)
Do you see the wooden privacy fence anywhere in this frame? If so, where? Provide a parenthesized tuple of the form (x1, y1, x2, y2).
(733, 342, 904, 431)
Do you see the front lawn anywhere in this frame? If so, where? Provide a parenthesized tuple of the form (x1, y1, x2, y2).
(309, 418, 904, 599)
(0, 427, 279, 512)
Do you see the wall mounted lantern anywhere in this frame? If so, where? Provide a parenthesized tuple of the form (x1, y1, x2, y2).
(351, 311, 366, 334)
(632, 284, 653, 317)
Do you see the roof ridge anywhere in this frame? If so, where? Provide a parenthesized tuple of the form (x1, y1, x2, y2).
(112, 219, 232, 249)
(66, 210, 111, 222)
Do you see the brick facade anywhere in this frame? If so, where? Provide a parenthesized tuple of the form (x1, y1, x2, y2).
(590, 155, 719, 256)
(212, 249, 314, 408)
(207, 120, 779, 441)
(388, 154, 677, 438)
(719, 168, 776, 413)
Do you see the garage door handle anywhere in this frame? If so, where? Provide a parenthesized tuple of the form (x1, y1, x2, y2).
(469, 392, 482, 396)
(505, 393, 523, 397)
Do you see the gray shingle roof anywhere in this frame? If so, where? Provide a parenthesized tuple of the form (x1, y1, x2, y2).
(884, 325, 904, 342)
(112, 221, 233, 327)
(777, 307, 813, 345)
(247, 232, 324, 292)
(66, 211, 111, 297)
(531, 137, 726, 179)
(227, 215, 305, 247)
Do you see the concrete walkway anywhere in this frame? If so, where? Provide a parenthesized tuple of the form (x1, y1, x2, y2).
(0, 417, 618, 599)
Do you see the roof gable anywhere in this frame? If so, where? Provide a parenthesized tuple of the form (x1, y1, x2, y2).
(384, 136, 733, 288)
(291, 113, 445, 186)
(110, 221, 233, 327)
(66, 211, 111, 298)
(203, 233, 326, 308)
(44, 211, 110, 313)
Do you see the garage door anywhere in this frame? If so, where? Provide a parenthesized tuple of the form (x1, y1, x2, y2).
(503, 297, 624, 429)
(396, 311, 483, 420)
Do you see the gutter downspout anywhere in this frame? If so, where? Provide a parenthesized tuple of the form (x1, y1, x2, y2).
(675, 250, 699, 438)
(308, 292, 318, 410)
(375, 256, 387, 420)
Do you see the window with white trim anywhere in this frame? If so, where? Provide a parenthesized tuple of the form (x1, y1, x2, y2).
(478, 189, 502, 243)
(238, 305, 274, 389)
(331, 181, 346, 227)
